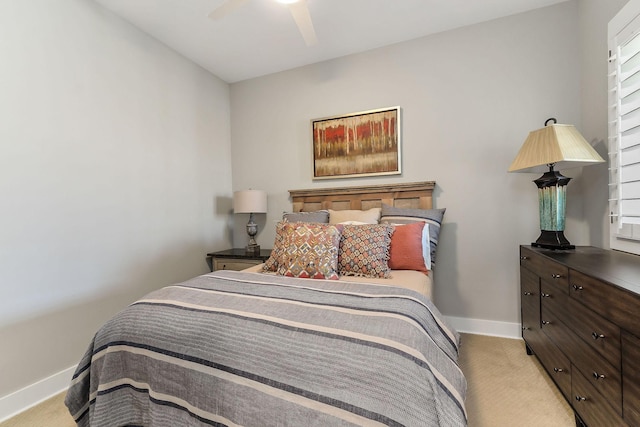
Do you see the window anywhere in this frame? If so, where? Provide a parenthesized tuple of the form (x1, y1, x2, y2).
(609, 0, 640, 254)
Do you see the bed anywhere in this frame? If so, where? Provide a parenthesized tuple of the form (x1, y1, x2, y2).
(65, 181, 467, 426)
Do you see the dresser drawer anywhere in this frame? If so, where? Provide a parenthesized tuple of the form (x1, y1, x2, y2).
(566, 296, 620, 370)
(570, 270, 640, 337)
(572, 367, 626, 427)
(540, 280, 569, 319)
(622, 331, 640, 426)
(540, 304, 575, 359)
(521, 247, 569, 294)
(549, 274, 621, 368)
(521, 267, 539, 296)
(522, 297, 541, 346)
(541, 304, 622, 415)
(533, 337, 571, 401)
(521, 268, 541, 345)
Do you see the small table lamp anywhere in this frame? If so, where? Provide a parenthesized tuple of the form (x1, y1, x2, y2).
(233, 189, 268, 254)
(508, 118, 605, 250)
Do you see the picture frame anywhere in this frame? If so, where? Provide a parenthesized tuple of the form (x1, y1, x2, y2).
(311, 106, 401, 180)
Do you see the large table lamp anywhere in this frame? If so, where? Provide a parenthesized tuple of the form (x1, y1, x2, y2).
(508, 118, 604, 250)
(233, 189, 267, 254)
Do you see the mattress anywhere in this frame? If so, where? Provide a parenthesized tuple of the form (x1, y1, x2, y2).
(242, 263, 433, 299)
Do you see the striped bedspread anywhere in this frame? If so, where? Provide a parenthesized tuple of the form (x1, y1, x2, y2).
(65, 270, 467, 426)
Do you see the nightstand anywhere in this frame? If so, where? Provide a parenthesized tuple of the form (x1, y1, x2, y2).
(206, 248, 272, 272)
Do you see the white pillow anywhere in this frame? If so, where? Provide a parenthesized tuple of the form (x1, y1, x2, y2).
(329, 208, 381, 224)
(422, 223, 432, 270)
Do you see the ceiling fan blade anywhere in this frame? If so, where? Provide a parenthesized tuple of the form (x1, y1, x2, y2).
(288, 0, 317, 46)
(208, 0, 250, 20)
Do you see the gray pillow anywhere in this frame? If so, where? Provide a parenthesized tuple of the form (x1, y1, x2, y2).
(379, 204, 445, 267)
(282, 210, 330, 223)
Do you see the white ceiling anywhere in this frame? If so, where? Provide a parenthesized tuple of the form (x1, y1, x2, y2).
(94, 0, 568, 83)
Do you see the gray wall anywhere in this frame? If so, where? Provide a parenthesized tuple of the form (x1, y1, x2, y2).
(0, 0, 233, 397)
(230, 1, 584, 325)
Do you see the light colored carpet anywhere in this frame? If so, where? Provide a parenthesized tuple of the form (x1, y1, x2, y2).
(1, 392, 74, 427)
(459, 333, 573, 427)
(1, 333, 574, 426)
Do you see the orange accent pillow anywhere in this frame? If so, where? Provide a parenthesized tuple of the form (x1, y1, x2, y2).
(388, 222, 428, 273)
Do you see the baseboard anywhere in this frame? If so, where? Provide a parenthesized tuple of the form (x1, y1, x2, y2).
(445, 315, 522, 339)
(0, 365, 75, 423)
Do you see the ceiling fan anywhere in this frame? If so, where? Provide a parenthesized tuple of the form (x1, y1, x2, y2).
(208, 0, 318, 46)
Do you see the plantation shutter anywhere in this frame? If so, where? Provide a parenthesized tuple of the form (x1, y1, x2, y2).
(609, 0, 640, 253)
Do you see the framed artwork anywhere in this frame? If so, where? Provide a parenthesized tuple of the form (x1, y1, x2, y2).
(311, 106, 401, 179)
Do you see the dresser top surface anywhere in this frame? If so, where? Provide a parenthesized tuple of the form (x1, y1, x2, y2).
(522, 245, 640, 295)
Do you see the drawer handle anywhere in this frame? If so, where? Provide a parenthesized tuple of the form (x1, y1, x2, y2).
(522, 326, 530, 331)
(541, 293, 551, 298)
(592, 332, 605, 340)
(553, 367, 565, 373)
(520, 256, 528, 261)
(551, 273, 562, 279)
(593, 372, 606, 380)
(572, 284, 584, 291)
(542, 320, 552, 325)
(523, 291, 533, 296)
(575, 396, 587, 402)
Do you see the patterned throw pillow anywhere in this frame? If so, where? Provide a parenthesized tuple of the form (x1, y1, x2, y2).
(338, 224, 394, 278)
(277, 222, 342, 280)
(263, 222, 287, 272)
(379, 204, 445, 269)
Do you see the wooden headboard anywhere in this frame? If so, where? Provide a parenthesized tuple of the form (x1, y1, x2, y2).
(289, 181, 435, 212)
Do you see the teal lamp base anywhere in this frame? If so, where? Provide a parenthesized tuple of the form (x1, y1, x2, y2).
(532, 167, 574, 250)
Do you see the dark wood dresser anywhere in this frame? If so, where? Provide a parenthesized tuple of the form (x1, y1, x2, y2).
(519, 245, 640, 427)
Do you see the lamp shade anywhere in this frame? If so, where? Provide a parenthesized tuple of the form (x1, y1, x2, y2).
(233, 190, 267, 214)
(508, 123, 604, 173)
